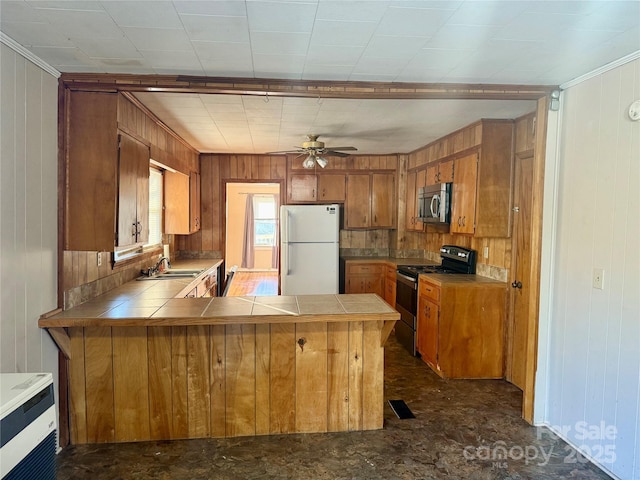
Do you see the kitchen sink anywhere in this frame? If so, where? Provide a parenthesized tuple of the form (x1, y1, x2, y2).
(137, 268, 204, 281)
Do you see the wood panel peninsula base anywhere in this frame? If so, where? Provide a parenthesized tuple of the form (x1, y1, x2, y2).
(40, 294, 399, 444)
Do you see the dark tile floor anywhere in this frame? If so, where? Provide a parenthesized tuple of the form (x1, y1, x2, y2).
(56, 336, 612, 480)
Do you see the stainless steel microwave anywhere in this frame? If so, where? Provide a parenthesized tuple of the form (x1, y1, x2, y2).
(417, 183, 452, 224)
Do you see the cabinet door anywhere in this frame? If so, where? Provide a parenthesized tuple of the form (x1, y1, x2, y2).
(164, 171, 190, 234)
(346, 275, 367, 293)
(450, 152, 478, 235)
(405, 170, 417, 230)
(371, 173, 395, 228)
(438, 159, 454, 183)
(136, 147, 150, 244)
(65, 91, 118, 251)
(117, 133, 149, 246)
(417, 295, 438, 367)
(384, 267, 396, 308)
(407, 169, 426, 232)
(289, 174, 317, 202)
(426, 164, 439, 186)
(345, 174, 370, 228)
(190, 171, 201, 232)
(367, 275, 384, 297)
(318, 174, 346, 202)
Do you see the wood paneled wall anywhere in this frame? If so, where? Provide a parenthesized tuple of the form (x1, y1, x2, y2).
(177, 153, 399, 258)
(176, 154, 286, 255)
(68, 320, 385, 443)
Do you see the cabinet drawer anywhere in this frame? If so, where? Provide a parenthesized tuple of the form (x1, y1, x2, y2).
(347, 264, 383, 275)
(419, 280, 440, 302)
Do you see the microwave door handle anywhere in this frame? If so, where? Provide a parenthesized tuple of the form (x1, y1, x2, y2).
(430, 195, 439, 217)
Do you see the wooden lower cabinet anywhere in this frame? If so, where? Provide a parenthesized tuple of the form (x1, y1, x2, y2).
(384, 265, 396, 308)
(345, 263, 384, 297)
(67, 320, 386, 444)
(416, 276, 506, 378)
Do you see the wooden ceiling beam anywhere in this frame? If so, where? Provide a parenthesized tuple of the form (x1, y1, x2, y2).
(60, 73, 557, 101)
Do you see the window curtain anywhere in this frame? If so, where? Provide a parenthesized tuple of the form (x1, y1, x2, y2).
(272, 194, 280, 269)
(241, 193, 255, 269)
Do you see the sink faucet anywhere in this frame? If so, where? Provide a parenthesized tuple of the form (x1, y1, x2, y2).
(152, 256, 171, 274)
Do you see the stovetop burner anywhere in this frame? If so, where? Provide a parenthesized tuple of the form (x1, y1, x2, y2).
(397, 245, 477, 279)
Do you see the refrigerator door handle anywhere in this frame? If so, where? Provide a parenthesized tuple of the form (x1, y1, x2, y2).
(287, 243, 292, 275)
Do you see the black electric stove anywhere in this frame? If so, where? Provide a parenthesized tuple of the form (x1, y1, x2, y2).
(398, 245, 477, 280)
(394, 245, 477, 356)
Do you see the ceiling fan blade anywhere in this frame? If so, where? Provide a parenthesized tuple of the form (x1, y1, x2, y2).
(265, 149, 304, 154)
(324, 150, 351, 157)
(324, 146, 357, 151)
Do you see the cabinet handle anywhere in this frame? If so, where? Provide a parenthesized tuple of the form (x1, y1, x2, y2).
(136, 221, 142, 234)
(132, 223, 137, 237)
(312, 189, 316, 199)
(462, 216, 465, 227)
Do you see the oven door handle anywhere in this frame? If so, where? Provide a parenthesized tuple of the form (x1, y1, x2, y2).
(396, 272, 418, 288)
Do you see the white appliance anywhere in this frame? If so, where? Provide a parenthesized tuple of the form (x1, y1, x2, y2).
(280, 204, 340, 295)
(0, 373, 56, 480)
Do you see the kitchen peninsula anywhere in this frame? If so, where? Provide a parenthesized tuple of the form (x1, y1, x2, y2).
(39, 263, 399, 445)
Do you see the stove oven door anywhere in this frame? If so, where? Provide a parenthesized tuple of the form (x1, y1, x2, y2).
(395, 271, 418, 356)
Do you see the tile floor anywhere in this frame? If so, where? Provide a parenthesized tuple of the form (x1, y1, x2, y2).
(55, 336, 612, 480)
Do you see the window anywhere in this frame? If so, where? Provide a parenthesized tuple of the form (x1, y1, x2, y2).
(253, 196, 277, 247)
(147, 167, 163, 247)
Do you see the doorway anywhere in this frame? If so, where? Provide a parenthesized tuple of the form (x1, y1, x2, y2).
(225, 182, 280, 295)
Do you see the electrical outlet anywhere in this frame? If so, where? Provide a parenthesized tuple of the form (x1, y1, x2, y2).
(97, 252, 102, 267)
(483, 246, 489, 259)
(592, 268, 604, 290)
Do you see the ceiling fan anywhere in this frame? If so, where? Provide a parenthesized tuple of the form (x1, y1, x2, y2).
(267, 134, 357, 168)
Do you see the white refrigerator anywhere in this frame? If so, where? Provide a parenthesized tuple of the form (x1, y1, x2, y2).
(280, 204, 340, 295)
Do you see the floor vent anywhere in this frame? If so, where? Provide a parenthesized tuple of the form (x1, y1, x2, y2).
(388, 399, 415, 419)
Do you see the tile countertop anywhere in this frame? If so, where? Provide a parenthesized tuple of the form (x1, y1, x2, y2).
(39, 256, 399, 328)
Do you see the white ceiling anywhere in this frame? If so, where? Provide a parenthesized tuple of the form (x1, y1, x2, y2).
(1, 0, 638, 154)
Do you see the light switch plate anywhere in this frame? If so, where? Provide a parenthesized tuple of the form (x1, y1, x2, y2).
(97, 252, 102, 267)
(592, 268, 604, 290)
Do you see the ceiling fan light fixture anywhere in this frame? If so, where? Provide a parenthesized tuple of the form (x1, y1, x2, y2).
(316, 156, 328, 168)
(302, 154, 316, 169)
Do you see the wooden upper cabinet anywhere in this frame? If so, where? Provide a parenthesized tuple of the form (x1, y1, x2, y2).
(288, 174, 317, 202)
(64, 91, 152, 251)
(288, 173, 346, 203)
(66, 91, 119, 251)
(345, 174, 370, 228)
(345, 173, 395, 229)
(438, 159, 454, 183)
(449, 120, 514, 237)
(189, 171, 201, 233)
(164, 171, 190, 234)
(117, 133, 150, 246)
(318, 174, 346, 202)
(450, 152, 478, 235)
(165, 170, 201, 234)
(405, 168, 425, 232)
(371, 173, 395, 228)
(425, 159, 454, 186)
